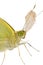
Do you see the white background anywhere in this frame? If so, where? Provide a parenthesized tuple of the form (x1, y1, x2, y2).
(0, 0, 43, 65)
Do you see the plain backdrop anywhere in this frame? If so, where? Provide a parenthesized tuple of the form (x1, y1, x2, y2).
(0, 0, 43, 65)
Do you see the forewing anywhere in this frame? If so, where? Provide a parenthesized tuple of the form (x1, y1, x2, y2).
(0, 18, 15, 38)
(0, 18, 15, 51)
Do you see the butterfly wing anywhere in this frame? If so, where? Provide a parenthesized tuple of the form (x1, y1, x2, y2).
(0, 18, 15, 51)
(0, 18, 15, 37)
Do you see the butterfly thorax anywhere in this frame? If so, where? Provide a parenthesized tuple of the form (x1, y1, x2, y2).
(8, 30, 26, 50)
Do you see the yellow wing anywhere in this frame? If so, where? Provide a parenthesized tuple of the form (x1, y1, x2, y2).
(0, 18, 15, 51)
(0, 18, 15, 38)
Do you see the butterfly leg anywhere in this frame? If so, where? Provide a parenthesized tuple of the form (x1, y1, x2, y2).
(18, 41, 39, 56)
(1, 51, 6, 65)
(27, 43, 39, 52)
(24, 44, 32, 56)
(18, 43, 32, 56)
(18, 47, 25, 65)
(19, 41, 39, 52)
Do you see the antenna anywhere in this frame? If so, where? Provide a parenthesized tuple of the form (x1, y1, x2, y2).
(33, 4, 36, 10)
